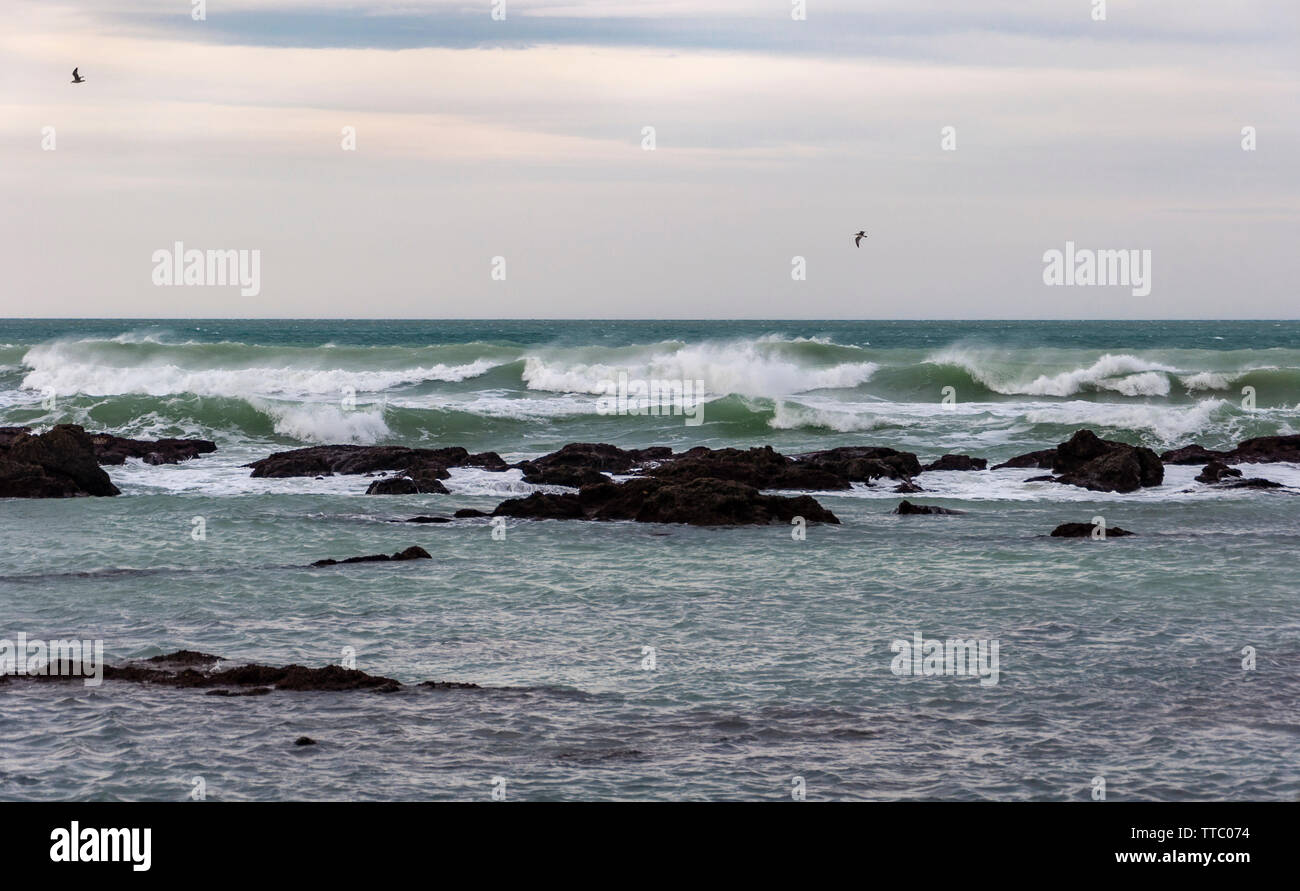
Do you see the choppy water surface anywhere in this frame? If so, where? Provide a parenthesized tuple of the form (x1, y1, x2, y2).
(1, 320, 1297, 800)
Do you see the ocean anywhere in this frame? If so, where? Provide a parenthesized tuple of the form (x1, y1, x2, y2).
(1, 319, 1297, 800)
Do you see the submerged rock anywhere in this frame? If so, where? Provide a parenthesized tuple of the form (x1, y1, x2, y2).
(493, 477, 839, 526)
(246, 444, 494, 479)
(791, 445, 922, 483)
(1195, 461, 1242, 484)
(893, 480, 925, 493)
(1050, 522, 1136, 538)
(648, 445, 851, 490)
(294, 736, 317, 746)
(312, 545, 432, 566)
(90, 433, 216, 465)
(921, 454, 987, 472)
(365, 475, 448, 495)
(0, 424, 120, 498)
(992, 449, 1057, 470)
(892, 500, 964, 515)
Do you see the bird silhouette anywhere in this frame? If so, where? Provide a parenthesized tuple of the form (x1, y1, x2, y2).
(71, 67, 85, 84)
(854, 230, 868, 247)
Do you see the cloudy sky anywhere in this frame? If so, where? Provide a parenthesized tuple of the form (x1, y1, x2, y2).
(2, 0, 1297, 318)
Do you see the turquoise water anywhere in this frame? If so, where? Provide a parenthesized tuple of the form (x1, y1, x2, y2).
(1, 320, 1297, 800)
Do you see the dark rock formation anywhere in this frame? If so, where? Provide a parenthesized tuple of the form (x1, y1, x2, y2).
(365, 475, 448, 495)
(1195, 461, 1242, 484)
(516, 463, 612, 487)
(520, 442, 673, 475)
(404, 515, 451, 523)
(246, 444, 493, 478)
(1050, 522, 1136, 538)
(1218, 477, 1285, 490)
(1160, 444, 1227, 465)
(452, 508, 490, 518)
(312, 545, 432, 566)
(921, 454, 987, 472)
(792, 446, 922, 482)
(493, 477, 839, 526)
(992, 449, 1057, 470)
(1050, 430, 1163, 493)
(294, 736, 317, 746)
(1161, 434, 1300, 466)
(90, 433, 216, 465)
(0, 424, 120, 498)
(892, 500, 964, 515)
(1227, 434, 1300, 465)
(9, 649, 492, 695)
(647, 445, 850, 490)
(893, 480, 925, 493)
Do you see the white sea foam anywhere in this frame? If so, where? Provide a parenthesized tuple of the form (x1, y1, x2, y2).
(522, 339, 878, 398)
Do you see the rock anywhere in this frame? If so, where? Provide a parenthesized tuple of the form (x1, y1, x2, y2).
(921, 454, 987, 472)
(90, 433, 216, 465)
(1050, 430, 1163, 493)
(1226, 434, 1300, 465)
(294, 736, 317, 746)
(246, 444, 486, 478)
(1195, 461, 1242, 484)
(466, 451, 510, 471)
(452, 508, 489, 518)
(17, 649, 479, 694)
(1219, 478, 1285, 490)
(404, 515, 451, 523)
(516, 462, 612, 487)
(365, 475, 448, 495)
(0, 426, 33, 447)
(1160, 444, 1228, 465)
(1050, 522, 1136, 538)
(1025, 475, 1058, 483)
(893, 480, 925, 493)
(493, 477, 840, 526)
(992, 449, 1057, 470)
(312, 545, 432, 566)
(892, 500, 964, 515)
(792, 446, 922, 482)
(647, 445, 851, 490)
(0, 424, 120, 498)
(520, 443, 673, 475)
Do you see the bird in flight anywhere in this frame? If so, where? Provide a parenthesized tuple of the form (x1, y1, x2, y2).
(853, 230, 868, 247)
(71, 67, 85, 84)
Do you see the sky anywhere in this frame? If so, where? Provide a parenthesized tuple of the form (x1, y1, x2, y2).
(1, 0, 1297, 319)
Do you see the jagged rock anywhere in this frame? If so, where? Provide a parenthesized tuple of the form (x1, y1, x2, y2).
(1227, 434, 1300, 465)
(90, 433, 216, 465)
(312, 545, 432, 566)
(1050, 522, 1136, 538)
(993, 449, 1057, 470)
(516, 462, 612, 487)
(892, 500, 964, 515)
(365, 475, 448, 495)
(519, 443, 672, 475)
(1050, 430, 1163, 493)
(247, 445, 483, 478)
(1160, 444, 1228, 465)
(0, 424, 120, 498)
(1195, 461, 1242, 483)
(921, 454, 987, 472)
(647, 445, 850, 490)
(493, 477, 839, 526)
(792, 446, 922, 482)
(893, 480, 925, 493)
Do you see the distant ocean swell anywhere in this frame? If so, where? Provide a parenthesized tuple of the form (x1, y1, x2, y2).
(2, 332, 1298, 452)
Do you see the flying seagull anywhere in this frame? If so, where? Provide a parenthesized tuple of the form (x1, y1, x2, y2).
(853, 230, 868, 247)
(71, 67, 85, 84)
